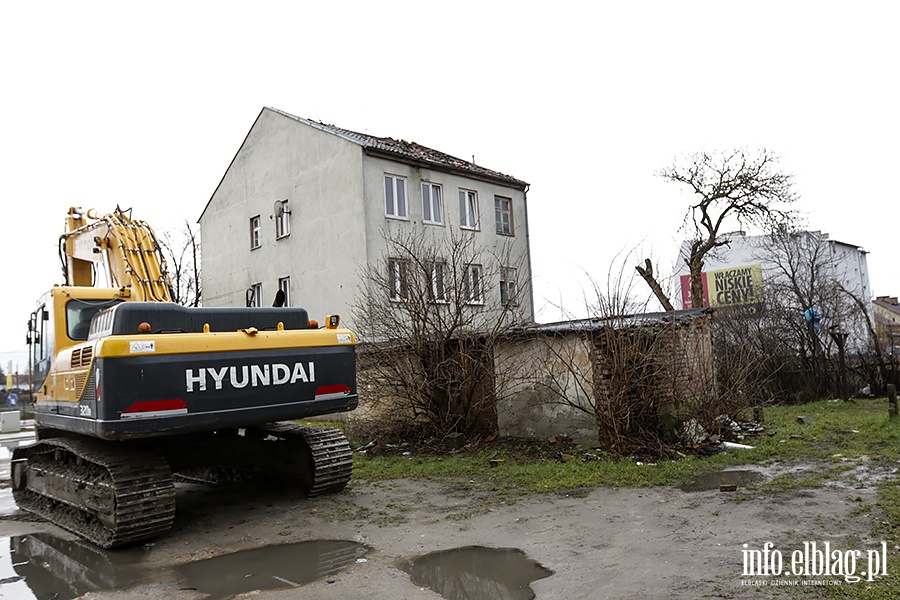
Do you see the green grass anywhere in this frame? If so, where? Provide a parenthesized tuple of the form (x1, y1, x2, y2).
(355, 449, 713, 493)
(353, 398, 900, 492)
(755, 464, 855, 494)
(823, 483, 900, 600)
(296, 419, 349, 434)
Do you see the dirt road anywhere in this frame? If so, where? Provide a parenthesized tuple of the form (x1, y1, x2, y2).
(0, 461, 883, 600)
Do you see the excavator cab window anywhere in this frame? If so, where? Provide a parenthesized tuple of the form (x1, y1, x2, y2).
(66, 299, 122, 341)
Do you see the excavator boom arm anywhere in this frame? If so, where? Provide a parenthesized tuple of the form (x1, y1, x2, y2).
(62, 206, 173, 302)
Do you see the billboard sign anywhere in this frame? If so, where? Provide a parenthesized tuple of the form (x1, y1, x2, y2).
(680, 264, 764, 309)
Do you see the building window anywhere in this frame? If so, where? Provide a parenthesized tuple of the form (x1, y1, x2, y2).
(384, 174, 408, 219)
(278, 276, 291, 307)
(250, 216, 261, 249)
(275, 200, 291, 239)
(459, 189, 479, 230)
(422, 183, 443, 225)
(495, 196, 513, 236)
(427, 261, 447, 302)
(248, 283, 263, 307)
(464, 264, 483, 304)
(388, 258, 409, 301)
(500, 267, 518, 306)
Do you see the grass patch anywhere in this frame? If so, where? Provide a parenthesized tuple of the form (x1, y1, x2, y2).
(296, 419, 348, 434)
(756, 465, 856, 494)
(355, 450, 714, 494)
(824, 483, 900, 600)
(353, 398, 900, 495)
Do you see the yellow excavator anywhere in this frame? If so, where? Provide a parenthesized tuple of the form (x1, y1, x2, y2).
(16, 207, 358, 548)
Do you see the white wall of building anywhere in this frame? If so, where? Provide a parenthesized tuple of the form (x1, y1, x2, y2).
(360, 155, 533, 325)
(200, 109, 368, 321)
(200, 108, 533, 329)
(494, 333, 597, 443)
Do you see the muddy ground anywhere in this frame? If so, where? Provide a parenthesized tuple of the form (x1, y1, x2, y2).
(0, 454, 887, 600)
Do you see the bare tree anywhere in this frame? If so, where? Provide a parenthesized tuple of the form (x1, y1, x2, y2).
(705, 305, 781, 411)
(845, 288, 894, 394)
(527, 262, 720, 456)
(351, 228, 529, 440)
(159, 220, 201, 307)
(755, 228, 869, 401)
(659, 149, 797, 309)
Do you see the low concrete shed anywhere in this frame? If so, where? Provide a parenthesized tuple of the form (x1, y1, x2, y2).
(495, 309, 714, 444)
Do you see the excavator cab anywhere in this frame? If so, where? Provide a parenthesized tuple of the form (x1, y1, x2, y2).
(27, 287, 126, 400)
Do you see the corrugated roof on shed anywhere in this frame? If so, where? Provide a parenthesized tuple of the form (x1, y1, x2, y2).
(521, 308, 712, 335)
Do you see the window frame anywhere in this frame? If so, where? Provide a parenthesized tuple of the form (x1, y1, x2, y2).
(66, 299, 118, 341)
(278, 276, 291, 307)
(422, 182, 444, 225)
(275, 200, 291, 239)
(32, 304, 51, 363)
(464, 264, 483, 305)
(500, 266, 518, 306)
(249, 283, 263, 307)
(388, 258, 409, 302)
(459, 189, 479, 230)
(427, 261, 447, 303)
(384, 174, 409, 220)
(250, 215, 261, 249)
(494, 196, 514, 236)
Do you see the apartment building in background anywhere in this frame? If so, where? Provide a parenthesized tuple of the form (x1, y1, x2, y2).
(198, 107, 533, 328)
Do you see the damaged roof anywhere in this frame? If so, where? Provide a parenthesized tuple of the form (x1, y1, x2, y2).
(268, 107, 528, 190)
(523, 308, 713, 335)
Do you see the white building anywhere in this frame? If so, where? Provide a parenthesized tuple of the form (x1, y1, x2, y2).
(673, 231, 870, 310)
(673, 230, 872, 350)
(199, 107, 533, 327)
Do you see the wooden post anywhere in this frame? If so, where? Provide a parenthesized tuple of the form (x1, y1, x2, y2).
(834, 331, 848, 401)
(889, 384, 897, 419)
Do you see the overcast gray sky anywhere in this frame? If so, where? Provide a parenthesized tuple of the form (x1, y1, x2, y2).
(2, 1, 897, 374)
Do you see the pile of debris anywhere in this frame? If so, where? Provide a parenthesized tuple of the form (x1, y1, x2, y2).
(681, 415, 765, 457)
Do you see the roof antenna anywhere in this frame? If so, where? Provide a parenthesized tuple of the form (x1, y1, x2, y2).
(471, 155, 475, 164)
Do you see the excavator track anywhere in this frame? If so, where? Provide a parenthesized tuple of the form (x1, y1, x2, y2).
(252, 422, 353, 497)
(11, 438, 176, 549)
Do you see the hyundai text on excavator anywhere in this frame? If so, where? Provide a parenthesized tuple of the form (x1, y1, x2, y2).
(15, 207, 358, 548)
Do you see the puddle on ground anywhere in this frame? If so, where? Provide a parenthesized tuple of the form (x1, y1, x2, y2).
(401, 546, 553, 600)
(839, 462, 899, 489)
(174, 540, 369, 598)
(0, 533, 145, 600)
(679, 469, 765, 492)
(0, 534, 368, 600)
